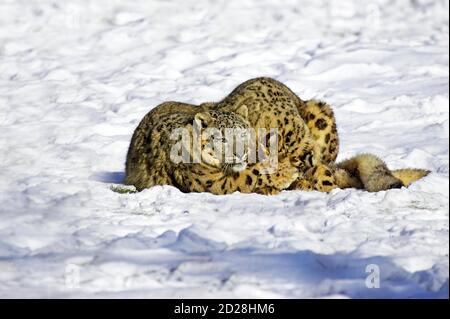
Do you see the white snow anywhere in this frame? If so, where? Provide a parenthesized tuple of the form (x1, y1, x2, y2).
(0, 0, 448, 298)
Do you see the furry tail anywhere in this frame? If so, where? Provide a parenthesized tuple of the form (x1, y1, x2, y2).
(336, 153, 430, 192)
(391, 168, 430, 187)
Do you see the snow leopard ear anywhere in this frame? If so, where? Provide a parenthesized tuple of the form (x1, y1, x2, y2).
(234, 104, 248, 120)
(194, 112, 213, 128)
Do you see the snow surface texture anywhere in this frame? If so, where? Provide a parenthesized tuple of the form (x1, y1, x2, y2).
(0, 0, 448, 298)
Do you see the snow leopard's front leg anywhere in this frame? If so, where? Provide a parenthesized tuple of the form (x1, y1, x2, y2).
(297, 99, 339, 164)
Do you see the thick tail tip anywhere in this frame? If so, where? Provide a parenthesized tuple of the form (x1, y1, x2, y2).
(392, 168, 430, 187)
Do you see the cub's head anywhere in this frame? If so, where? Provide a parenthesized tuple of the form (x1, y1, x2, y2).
(193, 105, 250, 174)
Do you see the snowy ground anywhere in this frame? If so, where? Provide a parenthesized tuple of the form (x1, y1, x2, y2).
(0, 0, 448, 298)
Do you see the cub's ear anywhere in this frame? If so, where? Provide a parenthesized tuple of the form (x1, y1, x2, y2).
(234, 104, 248, 120)
(194, 112, 213, 128)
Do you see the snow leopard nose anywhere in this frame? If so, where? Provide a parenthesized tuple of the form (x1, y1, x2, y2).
(234, 153, 247, 163)
(226, 155, 246, 164)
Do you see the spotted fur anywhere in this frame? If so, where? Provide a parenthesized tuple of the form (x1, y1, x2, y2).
(126, 78, 430, 195)
(204, 77, 429, 192)
(125, 101, 298, 195)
